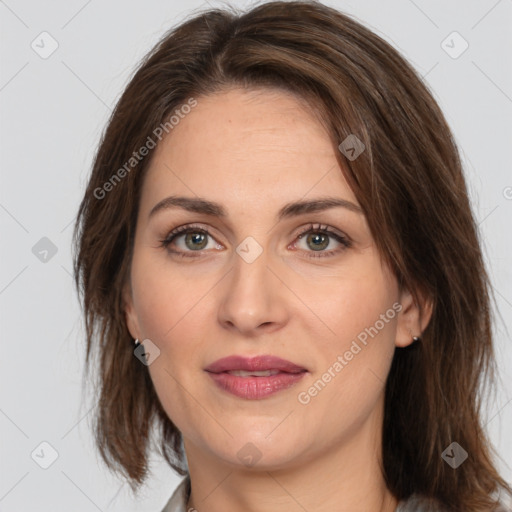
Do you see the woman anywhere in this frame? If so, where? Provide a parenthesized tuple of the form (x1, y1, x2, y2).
(72, 1, 512, 510)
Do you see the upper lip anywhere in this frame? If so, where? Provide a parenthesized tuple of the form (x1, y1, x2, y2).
(205, 355, 307, 374)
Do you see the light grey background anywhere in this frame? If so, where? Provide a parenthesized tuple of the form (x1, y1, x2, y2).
(1, 0, 511, 510)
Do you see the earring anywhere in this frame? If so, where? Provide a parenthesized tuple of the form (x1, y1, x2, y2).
(412, 336, 421, 342)
(134, 338, 140, 346)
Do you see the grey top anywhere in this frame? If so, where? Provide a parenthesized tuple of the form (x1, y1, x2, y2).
(161, 476, 512, 511)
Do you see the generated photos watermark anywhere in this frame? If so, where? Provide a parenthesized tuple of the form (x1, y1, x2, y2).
(94, 97, 198, 200)
(297, 301, 403, 405)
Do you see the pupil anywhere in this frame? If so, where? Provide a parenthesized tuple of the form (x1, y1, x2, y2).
(308, 233, 328, 251)
(186, 232, 207, 250)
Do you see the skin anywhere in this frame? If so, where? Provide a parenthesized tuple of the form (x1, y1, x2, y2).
(124, 87, 432, 512)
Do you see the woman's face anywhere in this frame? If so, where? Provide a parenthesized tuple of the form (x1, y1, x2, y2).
(124, 87, 421, 471)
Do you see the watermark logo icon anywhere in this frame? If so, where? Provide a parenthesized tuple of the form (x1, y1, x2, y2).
(236, 442, 262, 467)
(441, 31, 469, 59)
(338, 134, 365, 161)
(31, 441, 59, 469)
(32, 237, 58, 263)
(236, 236, 263, 264)
(31, 32, 59, 59)
(134, 339, 161, 366)
(441, 442, 468, 468)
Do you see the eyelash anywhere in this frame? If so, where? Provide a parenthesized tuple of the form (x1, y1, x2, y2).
(158, 223, 352, 259)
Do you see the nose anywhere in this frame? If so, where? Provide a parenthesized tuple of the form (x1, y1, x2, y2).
(217, 247, 289, 337)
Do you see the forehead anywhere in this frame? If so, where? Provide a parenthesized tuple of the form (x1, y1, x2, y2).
(139, 87, 358, 216)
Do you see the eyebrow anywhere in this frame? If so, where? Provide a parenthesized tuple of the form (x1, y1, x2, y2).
(148, 195, 363, 221)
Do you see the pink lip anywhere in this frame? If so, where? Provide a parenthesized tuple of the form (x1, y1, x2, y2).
(205, 355, 308, 400)
(205, 355, 306, 373)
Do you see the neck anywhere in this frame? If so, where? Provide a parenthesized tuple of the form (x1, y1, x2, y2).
(183, 402, 398, 512)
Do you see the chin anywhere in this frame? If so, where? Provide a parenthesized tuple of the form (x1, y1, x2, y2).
(205, 428, 309, 470)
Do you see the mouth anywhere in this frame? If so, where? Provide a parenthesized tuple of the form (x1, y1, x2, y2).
(205, 354, 307, 374)
(223, 369, 282, 377)
(204, 355, 308, 399)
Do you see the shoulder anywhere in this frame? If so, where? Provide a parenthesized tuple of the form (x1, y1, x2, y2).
(160, 475, 191, 512)
(396, 494, 449, 511)
(396, 493, 512, 512)
(158, 479, 512, 512)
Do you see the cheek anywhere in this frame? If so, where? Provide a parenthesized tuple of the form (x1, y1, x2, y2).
(294, 313, 397, 447)
(294, 259, 398, 408)
(290, 256, 398, 348)
(130, 257, 210, 386)
(139, 304, 210, 436)
(130, 251, 211, 341)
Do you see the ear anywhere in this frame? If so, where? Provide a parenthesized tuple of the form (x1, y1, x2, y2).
(395, 285, 433, 348)
(122, 280, 142, 341)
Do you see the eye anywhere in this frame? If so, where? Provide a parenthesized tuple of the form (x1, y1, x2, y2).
(290, 223, 352, 259)
(159, 224, 221, 258)
(159, 222, 352, 259)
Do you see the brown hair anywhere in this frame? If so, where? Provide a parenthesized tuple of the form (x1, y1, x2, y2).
(72, 1, 511, 508)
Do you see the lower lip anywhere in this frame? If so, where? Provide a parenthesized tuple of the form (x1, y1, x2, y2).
(206, 371, 307, 399)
